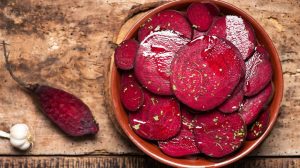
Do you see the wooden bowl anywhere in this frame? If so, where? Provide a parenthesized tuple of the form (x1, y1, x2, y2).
(109, 0, 283, 167)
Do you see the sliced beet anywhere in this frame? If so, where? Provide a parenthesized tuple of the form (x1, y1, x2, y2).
(114, 39, 139, 70)
(204, 3, 220, 16)
(246, 109, 270, 140)
(170, 35, 245, 111)
(129, 91, 181, 140)
(239, 83, 273, 125)
(192, 29, 206, 40)
(193, 111, 246, 158)
(120, 72, 144, 111)
(135, 30, 190, 95)
(138, 10, 192, 41)
(158, 108, 200, 157)
(187, 3, 219, 32)
(207, 15, 256, 60)
(244, 46, 273, 96)
(219, 78, 245, 113)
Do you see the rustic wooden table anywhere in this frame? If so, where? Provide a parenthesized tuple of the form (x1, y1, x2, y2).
(0, 0, 299, 167)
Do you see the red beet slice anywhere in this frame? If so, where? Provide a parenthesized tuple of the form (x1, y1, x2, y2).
(135, 30, 190, 95)
(114, 39, 139, 70)
(171, 35, 245, 111)
(219, 79, 245, 113)
(239, 83, 273, 125)
(247, 109, 270, 140)
(187, 3, 219, 31)
(120, 72, 144, 111)
(138, 10, 192, 41)
(207, 15, 256, 60)
(244, 46, 273, 96)
(205, 3, 220, 16)
(158, 107, 200, 157)
(129, 91, 181, 140)
(192, 29, 206, 40)
(193, 111, 246, 158)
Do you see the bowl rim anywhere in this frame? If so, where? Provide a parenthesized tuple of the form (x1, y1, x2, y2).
(109, 0, 284, 167)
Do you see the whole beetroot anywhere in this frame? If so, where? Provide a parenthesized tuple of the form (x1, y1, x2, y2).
(2, 41, 99, 137)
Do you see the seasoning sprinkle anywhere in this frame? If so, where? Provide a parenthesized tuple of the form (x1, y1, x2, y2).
(133, 124, 140, 130)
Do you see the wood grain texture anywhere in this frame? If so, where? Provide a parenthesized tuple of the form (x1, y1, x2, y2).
(0, 0, 299, 157)
(0, 156, 300, 168)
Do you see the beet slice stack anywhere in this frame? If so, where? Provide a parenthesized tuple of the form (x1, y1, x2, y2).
(244, 46, 273, 96)
(239, 83, 273, 125)
(158, 107, 200, 157)
(135, 30, 190, 95)
(208, 15, 256, 60)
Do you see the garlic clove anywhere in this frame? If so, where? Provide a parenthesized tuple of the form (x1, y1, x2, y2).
(19, 141, 31, 151)
(10, 124, 29, 140)
(10, 138, 27, 147)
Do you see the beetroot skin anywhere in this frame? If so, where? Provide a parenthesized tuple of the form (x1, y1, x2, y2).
(120, 72, 144, 111)
(207, 15, 256, 60)
(219, 78, 245, 113)
(244, 46, 273, 96)
(239, 83, 273, 125)
(171, 35, 245, 111)
(193, 111, 246, 158)
(33, 85, 99, 136)
(247, 109, 270, 140)
(138, 10, 192, 41)
(114, 39, 139, 70)
(187, 3, 219, 31)
(129, 91, 181, 140)
(158, 107, 200, 157)
(135, 30, 190, 95)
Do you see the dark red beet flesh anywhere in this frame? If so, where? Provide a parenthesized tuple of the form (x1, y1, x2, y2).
(204, 3, 220, 16)
(194, 111, 246, 158)
(33, 85, 99, 137)
(187, 3, 219, 31)
(219, 78, 245, 113)
(120, 72, 144, 111)
(114, 39, 139, 70)
(244, 46, 273, 96)
(207, 15, 256, 60)
(193, 111, 246, 158)
(158, 107, 200, 157)
(171, 35, 245, 111)
(239, 83, 273, 125)
(129, 91, 181, 140)
(247, 109, 270, 140)
(135, 30, 190, 95)
(138, 10, 192, 41)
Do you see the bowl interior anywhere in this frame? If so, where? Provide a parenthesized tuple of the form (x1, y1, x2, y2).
(110, 0, 283, 167)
